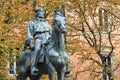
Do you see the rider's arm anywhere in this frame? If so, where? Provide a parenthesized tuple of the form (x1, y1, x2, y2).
(25, 21, 34, 49)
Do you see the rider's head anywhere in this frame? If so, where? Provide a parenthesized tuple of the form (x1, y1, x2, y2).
(34, 7, 44, 18)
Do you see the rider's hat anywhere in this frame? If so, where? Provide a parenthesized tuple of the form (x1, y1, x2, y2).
(34, 7, 44, 13)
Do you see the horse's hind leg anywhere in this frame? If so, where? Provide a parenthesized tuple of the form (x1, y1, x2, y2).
(29, 75, 41, 80)
(18, 66, 27, 80)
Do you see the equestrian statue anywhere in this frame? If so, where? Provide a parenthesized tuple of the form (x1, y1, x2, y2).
(18, 8, 70, 80)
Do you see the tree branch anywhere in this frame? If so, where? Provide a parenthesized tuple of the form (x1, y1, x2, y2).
(101, 8, 120, 20)
(77, 2, 96, 47)
(107, 31, 114, 57)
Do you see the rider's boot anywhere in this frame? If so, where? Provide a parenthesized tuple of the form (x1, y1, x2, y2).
(31, 66, 38, 75)
(31, 58, 38, 75)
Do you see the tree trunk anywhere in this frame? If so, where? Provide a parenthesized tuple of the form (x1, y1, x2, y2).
(102, 56, 112, 80)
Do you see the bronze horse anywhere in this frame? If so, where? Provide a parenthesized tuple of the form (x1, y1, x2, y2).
(18, 11, 69, 80)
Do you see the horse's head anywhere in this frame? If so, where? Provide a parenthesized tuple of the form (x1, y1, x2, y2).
(53, 10, 67, 33)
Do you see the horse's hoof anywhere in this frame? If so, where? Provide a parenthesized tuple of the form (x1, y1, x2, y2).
(64, 71, 70, 77)
(64, 74, 70, 77)
(31, 71, 38, 75)
(31, 72, 38, 75)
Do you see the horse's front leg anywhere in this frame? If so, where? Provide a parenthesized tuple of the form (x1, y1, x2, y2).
(29, 74, 41, 80)
(48, 64, 55, 80)
(57, 68, 65, 80)
(18, 66, 27, 80)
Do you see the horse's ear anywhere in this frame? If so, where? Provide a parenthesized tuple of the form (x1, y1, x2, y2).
(60, 9, 62, 14)
(54, 10, 57, 15)
(60, 9, 65, 16)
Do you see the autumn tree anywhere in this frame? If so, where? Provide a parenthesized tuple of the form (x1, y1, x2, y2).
(0, 0, 120, 80)
(65, 0, 120, 80)
(0, 0, 34, 79)
(0, 0, 66, 79)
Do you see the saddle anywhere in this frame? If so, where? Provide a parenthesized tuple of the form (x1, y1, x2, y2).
(24, 38, 49, 68)
(25, 45, 46, 68)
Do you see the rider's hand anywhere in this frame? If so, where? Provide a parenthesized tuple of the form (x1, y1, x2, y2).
(42, 39, 49, 45)
(30, 44, 34, 50)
